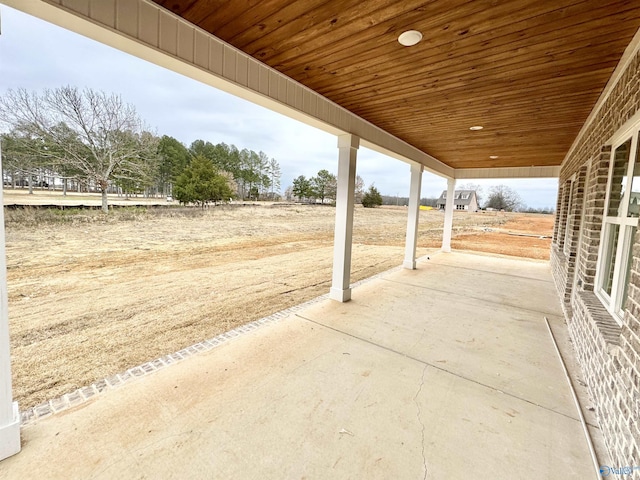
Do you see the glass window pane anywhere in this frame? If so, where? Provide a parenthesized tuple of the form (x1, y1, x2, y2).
(603, 224, 621, 296)
(621, 226, 637, 310)
(608, 139, 632, 217)
(628, 135, 640, 217)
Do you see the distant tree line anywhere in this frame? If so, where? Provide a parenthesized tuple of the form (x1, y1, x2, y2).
(382, 195, 409, 206)
(521, 206, 555, 214)
(379, 195, 441, 207)
(285, 173, 389, 209)
(0, 86, 282, 212)
(0, 87, 553, 214)
(380, 194, 440, 207)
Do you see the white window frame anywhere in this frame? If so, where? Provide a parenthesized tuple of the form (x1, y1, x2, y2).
(563, 174, 575, 257)
(595, 115, 640, 324)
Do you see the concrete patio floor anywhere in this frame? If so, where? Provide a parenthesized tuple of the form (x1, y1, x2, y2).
(0, 251, 601, 479)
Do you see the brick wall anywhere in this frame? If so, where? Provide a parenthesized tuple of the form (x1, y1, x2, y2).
(551, 46, 640, 466)
(576, 150, 610, 293)
(553, 166, 588, 316)
(620, 241, 640, 463)
(551, 245, 568, 311)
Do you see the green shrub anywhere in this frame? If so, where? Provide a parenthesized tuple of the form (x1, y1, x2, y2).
(362, 185, 383, 208)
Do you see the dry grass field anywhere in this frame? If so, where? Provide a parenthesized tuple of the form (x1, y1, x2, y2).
(3, 198, 554, 409)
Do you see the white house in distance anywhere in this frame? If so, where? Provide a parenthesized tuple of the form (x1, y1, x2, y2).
(436, 190, 479, 212)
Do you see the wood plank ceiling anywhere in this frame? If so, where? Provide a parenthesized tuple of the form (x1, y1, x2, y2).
(152, 0, 640, 170)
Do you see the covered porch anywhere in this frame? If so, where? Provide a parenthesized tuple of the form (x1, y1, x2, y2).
(2, 0, 640, 473)
(0, 251, 600, 479)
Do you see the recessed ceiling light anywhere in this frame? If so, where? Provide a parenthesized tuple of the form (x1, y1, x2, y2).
(469, 125, 483, 131)
(398, 30, 422, 47)
(489, 155, 499, 159)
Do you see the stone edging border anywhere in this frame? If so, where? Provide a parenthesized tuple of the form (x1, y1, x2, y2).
(20, 253, 433, 426)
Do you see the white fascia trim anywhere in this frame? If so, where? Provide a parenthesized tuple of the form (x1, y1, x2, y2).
(359, 139, 452, 178)
(1, 0, 454, 178)
(561, 26, 640, 168)
(455, 166, 560, 179)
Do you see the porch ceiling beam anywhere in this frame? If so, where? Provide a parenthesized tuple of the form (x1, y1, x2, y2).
(455, 166, 561, 179)
(1, 0, 454, 179)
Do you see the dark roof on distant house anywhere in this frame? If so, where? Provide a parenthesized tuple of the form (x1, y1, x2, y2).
(436, 190, 477, 206)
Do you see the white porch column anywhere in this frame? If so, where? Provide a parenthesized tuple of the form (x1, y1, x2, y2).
(330, 134, 359, 302)
(441, 178, 456, 253)
(0, 144, 21, 461)
(403, 164, 423, 269)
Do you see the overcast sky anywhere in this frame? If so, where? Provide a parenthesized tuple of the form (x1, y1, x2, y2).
(0, 5, 558, 208)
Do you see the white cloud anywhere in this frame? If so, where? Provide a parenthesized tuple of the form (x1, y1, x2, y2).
(0, 5, 558, 209)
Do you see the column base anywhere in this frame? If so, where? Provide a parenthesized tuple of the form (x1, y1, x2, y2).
(403, 259, 417, 270)
(329, 287, 352, 302)
(441, 246, 451, 253)
(0, 402, 21, 461)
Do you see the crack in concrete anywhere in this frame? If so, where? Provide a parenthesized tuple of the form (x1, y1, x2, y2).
(414, 365, 428, 480)
(409, 328, 428, 353)
(296, 314, 591, 427)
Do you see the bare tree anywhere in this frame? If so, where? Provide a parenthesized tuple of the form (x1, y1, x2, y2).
(1, 129, 44, 193)
(0, 86, 158, 212)
(311, 169, 337, 204)
(267, 158, 281, 199)
(485, 184, 524, 211)
(355, 175, 365, 203)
